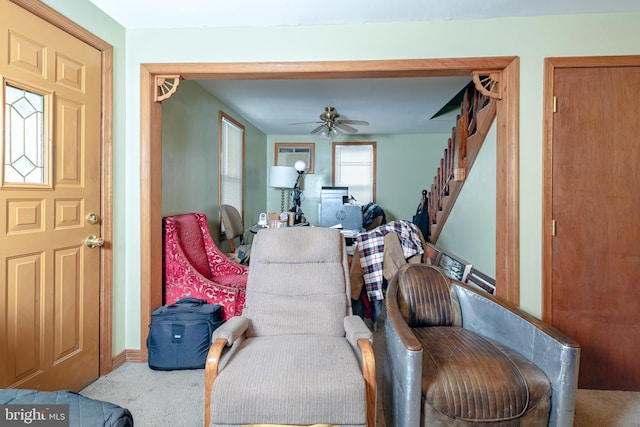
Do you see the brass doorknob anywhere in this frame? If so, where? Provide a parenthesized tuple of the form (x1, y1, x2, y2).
(86, 212, 99, 224)
(85, 235, 104, 248)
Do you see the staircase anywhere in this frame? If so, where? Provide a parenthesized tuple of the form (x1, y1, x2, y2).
(427, 82, 497, 243)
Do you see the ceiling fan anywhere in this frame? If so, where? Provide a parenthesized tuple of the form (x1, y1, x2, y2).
(290, 106, 369, 137)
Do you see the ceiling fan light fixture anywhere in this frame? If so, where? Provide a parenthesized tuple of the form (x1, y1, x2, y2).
(317, 123, 343, 139)
(292, 106, 367, 139)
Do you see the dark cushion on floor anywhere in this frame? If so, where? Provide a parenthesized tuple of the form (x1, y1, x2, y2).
(0, 388, 133, 427)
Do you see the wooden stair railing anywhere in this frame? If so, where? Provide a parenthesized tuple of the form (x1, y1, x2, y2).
(427, 80, 497, 243)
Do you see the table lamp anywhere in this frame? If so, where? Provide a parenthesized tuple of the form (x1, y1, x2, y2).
(268, 165, 298, 212)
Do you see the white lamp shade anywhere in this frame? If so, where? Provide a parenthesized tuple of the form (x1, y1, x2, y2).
(268, 166, 297, 188)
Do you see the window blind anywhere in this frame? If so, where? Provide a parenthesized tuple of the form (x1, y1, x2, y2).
(220, 116, 244, 214)
(334, 143, 374, 203)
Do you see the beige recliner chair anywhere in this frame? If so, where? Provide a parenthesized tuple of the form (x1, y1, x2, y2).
(204, 227, 376, 427)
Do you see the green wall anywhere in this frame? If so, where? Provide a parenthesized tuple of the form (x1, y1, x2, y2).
(162, 81, 491, 279)
(438, 121, 497, 277)
(161, 80, 267, 251)
(38, 1, 640, 352)
(162, 82, 449, 240)
(266, 133, 448, 225)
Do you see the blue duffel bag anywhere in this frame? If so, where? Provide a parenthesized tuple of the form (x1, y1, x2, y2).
(147, 298, 223, 370)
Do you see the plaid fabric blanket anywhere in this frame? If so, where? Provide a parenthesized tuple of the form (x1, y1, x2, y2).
(356, 220, 424, 300)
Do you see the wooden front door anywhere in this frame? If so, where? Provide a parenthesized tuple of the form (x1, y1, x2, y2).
(0, 0, 103, 390)
(548, 64, 640, 390)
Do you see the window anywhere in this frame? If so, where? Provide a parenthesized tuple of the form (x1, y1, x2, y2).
(219, 111, 245, 216)
(332, 141, 376, 204)
(3, 82, 49, 186)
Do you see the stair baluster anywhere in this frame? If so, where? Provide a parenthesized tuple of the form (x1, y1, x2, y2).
(427, 82, 496, 243)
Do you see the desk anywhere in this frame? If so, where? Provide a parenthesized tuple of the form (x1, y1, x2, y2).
(249, 224, 268, 234)
(249, 222, 312, 234)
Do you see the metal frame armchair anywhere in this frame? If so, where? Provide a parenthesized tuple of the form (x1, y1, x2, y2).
(384, 264, 580, 427)
(204, 227, 376, 427)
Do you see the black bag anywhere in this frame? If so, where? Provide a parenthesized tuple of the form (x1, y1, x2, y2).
(147, 298, 223, 370)
(412, 195, 430, 241)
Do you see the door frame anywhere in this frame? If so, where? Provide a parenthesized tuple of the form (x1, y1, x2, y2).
(10, 0, 114, 375)
(542, 55, 640, 323)
(140, 58, 520, 360)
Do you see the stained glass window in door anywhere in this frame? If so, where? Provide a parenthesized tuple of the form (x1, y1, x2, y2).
(4, 83, 46, 184)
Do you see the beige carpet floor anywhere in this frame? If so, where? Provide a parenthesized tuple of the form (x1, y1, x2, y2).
(81, 321, 640, 426)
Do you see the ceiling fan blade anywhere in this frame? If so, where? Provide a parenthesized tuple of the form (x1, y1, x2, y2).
(289, 121, 322, 125)
(340, 119, 369, 126)
(310, 124, 326, 134)
(335, 123, 359, 134)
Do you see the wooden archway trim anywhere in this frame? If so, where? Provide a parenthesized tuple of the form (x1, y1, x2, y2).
(140, 57, 520, 361)
(155, 75, 182, 102)
(472, 70, 503, 99)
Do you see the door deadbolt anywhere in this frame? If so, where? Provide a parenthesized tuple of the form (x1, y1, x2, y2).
(86, 213, 99, 224)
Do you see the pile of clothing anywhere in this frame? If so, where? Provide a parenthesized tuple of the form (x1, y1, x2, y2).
(349, 220, 427, 324)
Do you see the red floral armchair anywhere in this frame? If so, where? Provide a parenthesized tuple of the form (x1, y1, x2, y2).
(163, 213, 248, 320)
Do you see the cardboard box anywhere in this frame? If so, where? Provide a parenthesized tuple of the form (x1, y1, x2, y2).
(268, 212, 294, 227)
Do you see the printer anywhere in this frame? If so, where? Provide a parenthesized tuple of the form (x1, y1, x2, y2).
(318, 186, 363, 231)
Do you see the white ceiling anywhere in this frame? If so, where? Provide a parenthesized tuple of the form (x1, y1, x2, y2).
(89, 0, 640, 30)
(196, 77, 473, 135)
(88, 0, 640, 135)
